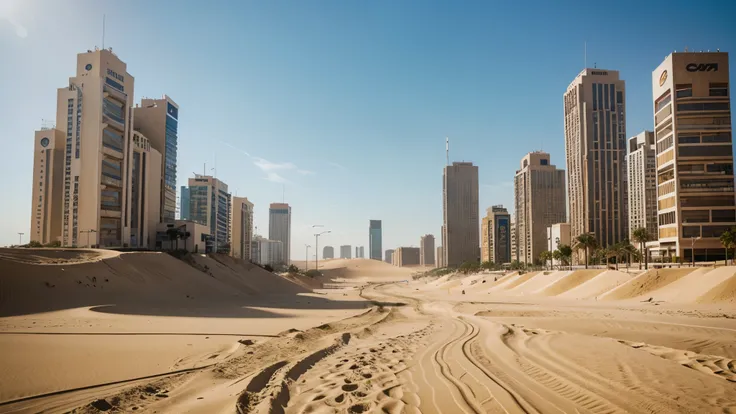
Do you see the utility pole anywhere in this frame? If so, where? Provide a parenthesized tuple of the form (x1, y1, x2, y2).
(305, 244, 311, 270)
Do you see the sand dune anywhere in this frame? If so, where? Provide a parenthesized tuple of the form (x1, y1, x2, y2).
(535, 269, 603, 296)
(505, 270, 571, 295)
(558, 269, 633, 299)
(317, 258, 416, 282)
(599, 268, 696, 301)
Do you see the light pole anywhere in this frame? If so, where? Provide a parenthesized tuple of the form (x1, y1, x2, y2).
(305, 244, 311, 270)
(314, 230, 331, 272)
(17, 232, 24, 246)
(691, 236, 702, 267)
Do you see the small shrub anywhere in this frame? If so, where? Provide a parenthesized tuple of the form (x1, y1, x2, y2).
(264, 264, 274, 272)
(287, 264, 299, 273)
(305, 269, 321, 278)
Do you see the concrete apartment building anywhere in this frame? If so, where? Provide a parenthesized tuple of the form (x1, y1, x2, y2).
(481, 206, 512, 264)
(442, 162, 479, 266)
(187, 175, 231, 253)
(231, 197, 254, 261)
(420, 234, 435, 266)
(133, 95, 179, 224)
(436, 246, 444, 267)
(155, 220, 210, 253)
(385, 249, 394, 264)
(369, 220, 382, 260)
(514, 152, 567, 265)
(29, 128, 65, 245)
(340, 245, 352, 259)
(180, 186, 190, 220)
(269, 203, 291, 264)
(627, 131, 658, 241)
(323, 246, 335, 259)
(356, 246, 365, 258)
(652, 52, 734, 262)
(564, 68, 628, 259)
(393, 247, 420, 267)
(128, 131, 162, 248)
(547, 223, 571, 267)
(252, 236, 283, 266)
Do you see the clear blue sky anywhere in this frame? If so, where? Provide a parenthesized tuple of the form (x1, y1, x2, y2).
(1, 0, 734, 257)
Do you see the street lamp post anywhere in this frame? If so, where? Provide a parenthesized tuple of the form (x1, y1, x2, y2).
(314, 230, 331, 272)
(691, 236, 702, 267)
(305, 244, 311, 270)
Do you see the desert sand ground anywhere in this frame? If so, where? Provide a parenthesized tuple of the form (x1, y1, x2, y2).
(1, 251, 736, 413)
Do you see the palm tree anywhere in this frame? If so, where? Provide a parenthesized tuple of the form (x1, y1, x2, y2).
(166, 228, 181, 251)
(719, 228, 735, 266)
(631, 227, 651, 270)
(180, 231, 191, 251)
(558, 244, 573, 270)
(552, 250, 562, 270)
(622, 242, 639, 271)
(574, 233, 598, 269)
(539, 251, 553, 270)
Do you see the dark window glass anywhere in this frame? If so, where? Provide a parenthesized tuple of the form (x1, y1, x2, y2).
(678, 145, 732, 158)
(706, 163, 734, 175)
(680, 179, 734, 193)
(681, 196, 735, 207)
(681, 210, 710, 223)
(603, 83, 609, 110)
(609, 84, 615, 109)
(678, 102, 730, 112)
(541, 159, 548, 165)
(678, 135, 700, 144)
(702, 133, 731, 143)
(592, 83, 597, 111)
(105, 77, 124, 92)
(710, 83, 728, 97)
(676, 84, 693, 98)
(712, 210, 736, 222)
(702, 225, 732, 238)
(616, 91, 623, 105)
(682, 226, 701, 238)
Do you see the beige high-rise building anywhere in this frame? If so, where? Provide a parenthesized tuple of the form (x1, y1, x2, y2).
(29, 128, 65, 245)
(652, 52, 734, 262)
(510, 216, 518, 262)
(419, 234, 435, 266)
(481, 206, 511, 264)
(436, 246, 444, 268)
(627, 131, 658, 241)
(133, 95, 179, 224)
(564, 68, 628, 256)
(231, 197, 254, 261)
(385, 249, 394, 264)
(128, 131, 162, 248)
(514, 152, 567, 265)
(187, 175, 231, 253)
(442, 162, 479, 266)
(394, 247, 420, 267)
(53, 49, 140, 247)
(547, 223, 571, 267)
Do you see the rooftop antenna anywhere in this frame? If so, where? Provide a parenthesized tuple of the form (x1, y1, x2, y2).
(446, 137, 449, 166)
(102, 14, 105, 50)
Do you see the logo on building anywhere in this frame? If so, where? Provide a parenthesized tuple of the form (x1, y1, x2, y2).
(40, 137, 49, 147)
(659, 70, 667, 86)
(686, 63, 718, 72)
(106, 69, 125, 82)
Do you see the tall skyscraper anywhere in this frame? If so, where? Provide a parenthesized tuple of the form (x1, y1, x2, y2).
(133, 95, 179, 224)
(180, 186, 190, 220)
(481, 206, 511, 264)
(323, 245, 335, 259)
(128, 131, 162, 248)
(420, 234, 435, 266)
(252, 235, 283, 266)
(627, 131, 658, 241)
(355, 246, 359, 258)
(394, 247, 420, 266)
(269, 203, 291, 264)
(510, 216, 518, 262)
(442, 162, 479, 266)
(564, 69, 628, 255)
(514, 152, 567, 264)
(385, 249, 394, 264)
(30, 128, 65, 245)
(652, 52, 734, 262)
(359, 246, 365, 258)
(369, 220, 382, 260)
(187, 175, 231, 253)
(54, 49, 139, 247)
(436, 246, 444, 268)
(340, 245, 352, 259)
(231, 197, 254, 261)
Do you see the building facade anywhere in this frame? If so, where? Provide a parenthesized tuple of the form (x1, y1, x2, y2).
(514, 152, 567, 264)
(128, 131, 162, 248)
(442, 162, 480, 266)
(340, 245, 352, 259)
(180, 186, 190, 220)
(652, 52, 734, 262)
(269, 203, 291, 264)
(627, 131, 658, 241)
(323, 245, 335, 259)
(385, 249, 394, 264)
(29, 128, 65, 245)
(481, 206, 512, 264)
(436, 246, 444, 268)
(393, 247, 420, 267)
(359, 246, 365, 258)
(231, 197, 254, 261)
(510, 216, 518, 262)
(187, 175, 231, 253)
(252, 236, 284, 266)
(420, 234, 435, 266)
(369, 220, 382, 260)
(133, 95, 179, 224)
(547, 223, 571, 266)
(564, 68, 628, 256)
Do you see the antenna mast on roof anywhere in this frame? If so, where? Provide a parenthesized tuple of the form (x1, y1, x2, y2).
(446, 137, 449, 166)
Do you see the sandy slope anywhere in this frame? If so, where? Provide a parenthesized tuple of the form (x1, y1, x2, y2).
(3, 253, 736, 414)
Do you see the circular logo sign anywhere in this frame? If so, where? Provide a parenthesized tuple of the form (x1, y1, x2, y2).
(659, 70, 667, 87)
(85, 63, 93, 71)
(40, 137, 49, 147)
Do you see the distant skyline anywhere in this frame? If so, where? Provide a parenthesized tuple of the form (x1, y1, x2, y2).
(1, 0, 735, 258)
